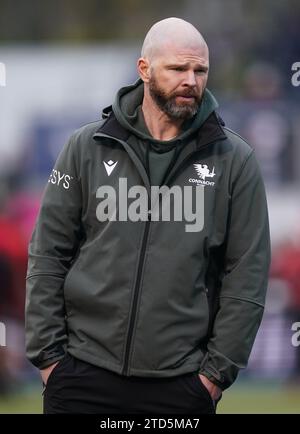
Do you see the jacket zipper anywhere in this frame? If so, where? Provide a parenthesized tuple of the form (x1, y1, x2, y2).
(122, 210, 151, 375)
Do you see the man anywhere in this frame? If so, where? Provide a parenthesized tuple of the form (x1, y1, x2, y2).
(25, 17, 271, 414)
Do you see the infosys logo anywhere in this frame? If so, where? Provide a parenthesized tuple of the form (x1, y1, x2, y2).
(48, 170, 73, 189)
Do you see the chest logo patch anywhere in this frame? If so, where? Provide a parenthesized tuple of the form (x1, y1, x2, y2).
(189, 163, 216, 186)
(103, 160, 118, 176)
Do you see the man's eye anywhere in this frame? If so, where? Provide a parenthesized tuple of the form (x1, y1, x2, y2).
(195, 70, 206, 74)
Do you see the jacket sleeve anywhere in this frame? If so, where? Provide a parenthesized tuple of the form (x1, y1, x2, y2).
(25, 132, 83, 369)
(199, 150, 271, 390)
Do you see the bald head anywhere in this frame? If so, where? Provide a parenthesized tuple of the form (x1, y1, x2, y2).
(138, 18, 210, 124)
(141, 17, 208, 63)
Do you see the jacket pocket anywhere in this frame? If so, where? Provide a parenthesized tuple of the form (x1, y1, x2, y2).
(192, 373, 216, 410)
(42, 352, 70, 394)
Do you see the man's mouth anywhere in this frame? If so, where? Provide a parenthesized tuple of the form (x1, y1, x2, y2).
(176, 95, 196, 102)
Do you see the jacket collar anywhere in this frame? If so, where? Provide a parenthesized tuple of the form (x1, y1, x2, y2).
(93, 108, 227, 189)
(93, 108, 227, 149)
(96, 106, 131, 142)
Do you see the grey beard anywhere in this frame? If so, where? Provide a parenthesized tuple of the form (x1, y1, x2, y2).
(149, 80, 201, 121)
(163, 98, 199, 120)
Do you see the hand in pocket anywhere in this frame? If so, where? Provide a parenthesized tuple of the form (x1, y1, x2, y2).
(40, 361, 59, 386)
(198, 374, 222, 401)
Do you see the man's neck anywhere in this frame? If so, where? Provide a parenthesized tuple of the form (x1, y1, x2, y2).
(141, 92, 183, 141)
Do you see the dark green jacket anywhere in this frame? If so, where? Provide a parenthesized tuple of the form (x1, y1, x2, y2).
(25, 82, 271, 390)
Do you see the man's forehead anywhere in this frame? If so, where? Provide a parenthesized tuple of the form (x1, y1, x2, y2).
(155, 43, 209, 66)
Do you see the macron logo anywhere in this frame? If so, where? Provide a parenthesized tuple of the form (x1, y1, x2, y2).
(103, 160, 118, 176)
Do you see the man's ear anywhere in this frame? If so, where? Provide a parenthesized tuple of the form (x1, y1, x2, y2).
(137, 57, 151, 83)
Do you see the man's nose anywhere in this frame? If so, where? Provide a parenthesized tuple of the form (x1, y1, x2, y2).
(183, 71, 197, 87)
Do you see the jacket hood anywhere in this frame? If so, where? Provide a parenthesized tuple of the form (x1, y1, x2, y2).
(107, 78, 219, 144)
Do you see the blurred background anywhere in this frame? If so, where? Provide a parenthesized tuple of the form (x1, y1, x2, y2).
(0, 0, 300, 414)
